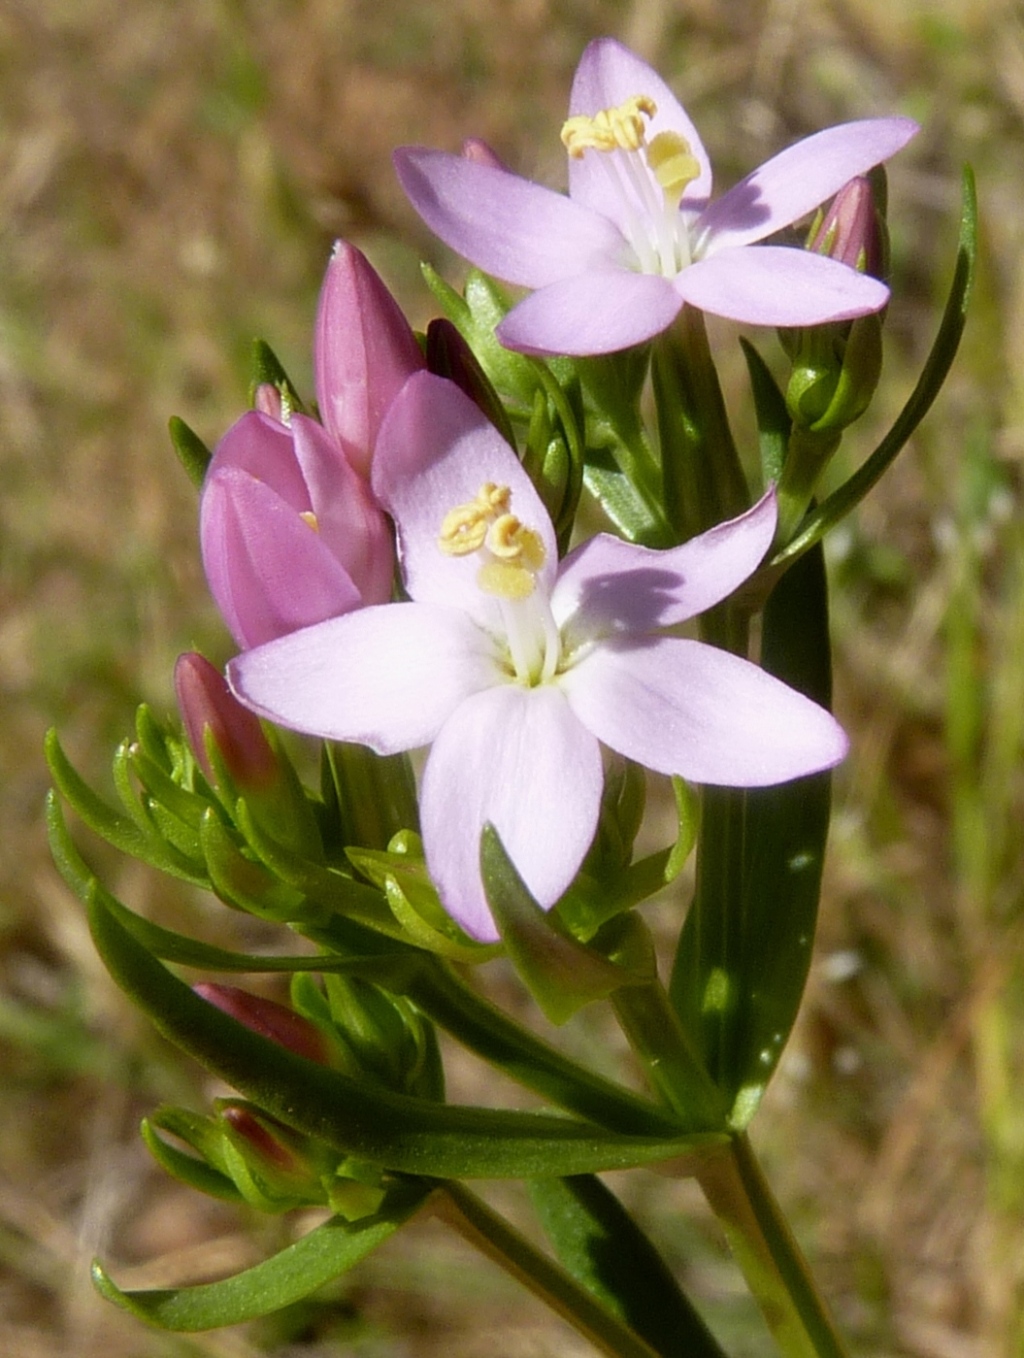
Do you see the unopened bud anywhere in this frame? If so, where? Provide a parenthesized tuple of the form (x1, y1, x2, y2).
(219, 1103, 301, 1172)
(425, 319, 516, 447)
(461, 138, 508, 171)
(194, 982, 331, 1064)
(807, 176, 883, 277)
(252, 382, 286, 421)
(174, 652, 278, 790)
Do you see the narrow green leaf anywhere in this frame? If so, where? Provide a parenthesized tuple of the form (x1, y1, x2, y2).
(46, 730, 156, 864)
(670, 544, 833, 1121)
(530, 1176, 728, 1358)
(168, 416, 212, 489)
(739, 338, 791, 487)
(140, 1119, 244, 1203)
(91, 1180, 433, 1330)
(87, 890, 718, 1175)
(481, 826, 638, 1024)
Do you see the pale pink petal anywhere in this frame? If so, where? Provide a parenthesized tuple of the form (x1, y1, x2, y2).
(314, 241, 425, 480)
(561, 637, 847, 786)
(393, 148, 627, 288)
(567, 37, 712, 226)
(209, 411, 309, 510)
(420, 684, 603, 941)
(373, 374, 557, 624)
(228, 603, 501, 753)
(552, 490, 776, 639)
(696, 117, 918, 254)
(200, 469, 362, 650)
(497, 270, 683, 356)
(674, 246, 889, 326)
(290, 415, 395, 606)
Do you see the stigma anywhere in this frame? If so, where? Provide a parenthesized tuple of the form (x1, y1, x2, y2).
(560, 95, 700, 277)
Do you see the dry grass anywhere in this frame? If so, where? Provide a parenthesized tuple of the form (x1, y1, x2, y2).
(2, 0, 1023, 1354)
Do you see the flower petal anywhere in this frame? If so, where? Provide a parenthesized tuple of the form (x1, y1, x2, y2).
(674, 246, 890, 326)
(373, 373, 558, 622)
(561, 637, 848, 786)
(420, 684, 603, 941)
(200, 469, 362, 650)
(497, 269, 683, 357)
(567, 37, 712, 225)
(228, 603, 501, 753)
(208, 411, 310, 509)
(290, 415, 395, 606)
(314, 241, 425, 480)
(393, 148, 627, 288)
(696, 117, 918, 253)
(552, 490, 777, 639)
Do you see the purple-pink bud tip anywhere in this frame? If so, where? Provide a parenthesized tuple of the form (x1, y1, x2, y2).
(175, 652, 278, 789)
(194, 982, 331, 1064)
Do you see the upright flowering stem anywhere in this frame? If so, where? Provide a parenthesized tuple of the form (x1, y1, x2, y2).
(697, 1135, 851, 1358)
(651, 307, 750, 548)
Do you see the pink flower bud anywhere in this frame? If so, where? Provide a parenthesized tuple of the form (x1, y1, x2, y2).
(808, 176, 883, 278)
(174, 652, 278, 789)
(200, 409, 394, 649)
(219, 1103, 299, 1171)
(194, 983, 331, 1064)
(252, 383, 285, 420)
(314, 242, 425, 482)
(461, 138, 508, 171)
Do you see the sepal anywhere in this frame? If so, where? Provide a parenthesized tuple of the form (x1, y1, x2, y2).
(250, 337, 305, 416)
(480, 826, 647, 1025)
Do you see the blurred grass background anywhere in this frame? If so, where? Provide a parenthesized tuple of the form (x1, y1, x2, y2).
(1, 0, 1022, 1354)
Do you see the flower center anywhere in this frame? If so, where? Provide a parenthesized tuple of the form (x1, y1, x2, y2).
(438, 483, 558, 685)
(560, 95, 700, 277)
(439, 482, 546, 600)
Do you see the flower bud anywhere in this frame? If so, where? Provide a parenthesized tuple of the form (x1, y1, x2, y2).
(252, 382, 285, 420)
(784, 176, 885, 433)
(425, 319, 516, 447)
(194, 982, 332, 1064)
(200, 409, 394, 649)
(314, 241, 425, 481)
(461, 137, 508, 171)
(174, 652, 278, 790)
(807, 176, 883, 276)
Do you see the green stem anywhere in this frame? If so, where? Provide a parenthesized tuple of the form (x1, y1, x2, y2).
(651, 308, 749, 544)
(434, 1181, 663, 1358)
(697, 1134, 850, 1358)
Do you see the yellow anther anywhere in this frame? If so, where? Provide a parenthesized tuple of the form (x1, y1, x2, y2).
(484, 512, 545, 567)
(438, 483, 511, 556)
(299, 510, 320, 533)
(645, 132, 700, 201)
(437, 483, 547, 597)
(561, 94, 657, 159)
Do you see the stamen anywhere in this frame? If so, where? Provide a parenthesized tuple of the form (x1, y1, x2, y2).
(561, 95, 657, 158)
(437, 483, 547, 600)
(299, 510, 320, 532)
(646, 132, 700, 203)
(439, 483, 511, 556)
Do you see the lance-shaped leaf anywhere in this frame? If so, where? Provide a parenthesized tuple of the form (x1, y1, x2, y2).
(87, 890, 721, 1175)
(670, 542, 834, 1120)
(481, 825, 646, 1024)
(91, 1179, 433, 1331)
(529, 1175, 729, 1358)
